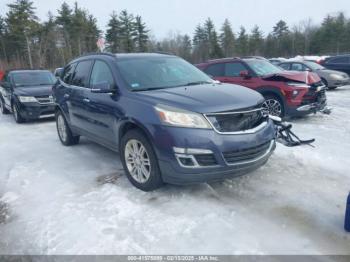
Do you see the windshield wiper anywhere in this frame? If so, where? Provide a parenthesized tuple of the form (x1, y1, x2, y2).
(131, 86, 168, 92)
(183, 81, 213, 86)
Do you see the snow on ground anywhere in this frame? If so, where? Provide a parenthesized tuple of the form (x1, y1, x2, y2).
(0, 87, 350, 255)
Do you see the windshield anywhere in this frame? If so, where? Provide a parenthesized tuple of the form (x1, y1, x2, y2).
(12, 71, 56, 87)
(303, 61, 325, 70)
(116, 57, 213, 91)
(245, 59, 283, 76)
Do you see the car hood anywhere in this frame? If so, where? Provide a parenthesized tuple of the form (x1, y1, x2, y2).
(262, 71, 321, 84)
(134, 83, 264, 114)
(317, 69, 349, 77)
(14, 85, 53, 96)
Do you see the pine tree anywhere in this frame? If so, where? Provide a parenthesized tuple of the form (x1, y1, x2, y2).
(273, 20, 289, 38)
(236, 26, 248, 56)
(220, 19, 235, 57)
(106, 12, 121, 53)
(249, 25, 264, 55)
(192, 24, 208, 62)
(180, 34, 192, 61)
(134, 15, 149, 52)
(119, 10, 136, 52)
(203, 18, 222, 58)
(5, 0, 39, 68)
(0, 16, 8, 61)
(56, 2, 73, 59)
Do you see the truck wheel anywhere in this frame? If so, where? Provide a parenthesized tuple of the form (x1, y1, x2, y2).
(12, 103, 24, 123)
(0, 97, 9, 114)
(120, 129, 163, 191)
(262, 95, 284, 117)
(56, 110, 80, 146)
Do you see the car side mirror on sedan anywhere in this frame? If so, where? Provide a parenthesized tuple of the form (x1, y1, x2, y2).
(239, 70, 251, 79)
(91, 81, 117, 94)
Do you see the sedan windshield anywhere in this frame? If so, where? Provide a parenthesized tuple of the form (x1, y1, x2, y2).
(245, 59, 283, 76)
(116, 57, 213, 91)
(304, 61, 325, 70)
(12, 71, 56, 87)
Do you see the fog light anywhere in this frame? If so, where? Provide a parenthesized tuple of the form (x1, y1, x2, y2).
(173, 147, 213, 154)
(178, 156, 195, 166)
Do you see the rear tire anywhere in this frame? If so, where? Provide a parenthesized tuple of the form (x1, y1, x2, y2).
(120, 129, 163, 191)
(0, 97, 9, 114)
(262, 94, 285, 118)
(12, 103, 24, 123)
(56, 110, 80, 146)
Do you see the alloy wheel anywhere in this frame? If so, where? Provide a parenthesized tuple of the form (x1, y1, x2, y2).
(57, 114, 67, 142)
(262, 99, 282, 117)
(124, 139, 151, 184)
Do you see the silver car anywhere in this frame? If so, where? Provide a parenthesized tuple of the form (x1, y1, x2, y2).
(279, 60, 350, 90)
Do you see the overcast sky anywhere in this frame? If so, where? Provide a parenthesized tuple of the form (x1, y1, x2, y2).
(0, 0, 349, 38)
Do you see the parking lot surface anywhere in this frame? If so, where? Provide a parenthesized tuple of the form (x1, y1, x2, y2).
(0, 87, 350, 255)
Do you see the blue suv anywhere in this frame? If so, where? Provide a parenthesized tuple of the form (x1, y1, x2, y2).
(53, 53, 276, 191)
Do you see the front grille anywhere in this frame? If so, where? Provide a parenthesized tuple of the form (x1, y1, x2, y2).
(223, 140, 272, 164)
(205, 106, 267, 133)
(301, 82, 327, 105)
(194, 154, 218, 166)
(35, 95, 54, 104)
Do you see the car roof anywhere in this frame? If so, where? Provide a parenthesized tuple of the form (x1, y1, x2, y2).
(8, 69, 52, 74)
(70, 52, 176, 64)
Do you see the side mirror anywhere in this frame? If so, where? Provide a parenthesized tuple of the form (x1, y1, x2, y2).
(54, 68, 64, 78)
(239, 70, 250, 78)
(305, 67, 312, 72)
(91, 81, 116, 94)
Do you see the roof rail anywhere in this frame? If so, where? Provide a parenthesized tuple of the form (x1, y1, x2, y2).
(153, 51, 175, 56)
(76, 52, 116, 59)
(241, 56, 267, 60)
(207, 57, 241, 62)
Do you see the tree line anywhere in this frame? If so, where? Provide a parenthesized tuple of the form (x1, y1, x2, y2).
(1, 0, 350, 70)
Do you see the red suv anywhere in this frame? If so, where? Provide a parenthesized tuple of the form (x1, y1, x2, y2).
(196, 57, 328, 118)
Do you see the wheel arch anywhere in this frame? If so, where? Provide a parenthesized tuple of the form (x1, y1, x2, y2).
(118, 119, 154, 150)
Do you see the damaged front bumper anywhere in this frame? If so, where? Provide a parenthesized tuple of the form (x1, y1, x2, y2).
(296, 102, 332, 115)
(289, 85, 332, 116)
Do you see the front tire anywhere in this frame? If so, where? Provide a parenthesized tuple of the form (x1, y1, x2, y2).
(12, 103, 24, 123)
(262, 94, 284, 118)
(0, 97, 9, 114)
(120, 129, 163, 191)
(56, 110, 80, 146)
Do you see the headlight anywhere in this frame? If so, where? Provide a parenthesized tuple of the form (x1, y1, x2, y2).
(330, 73, 343, 80)
(18, 96, 37, 103)
(292, 90, 299, 96)
(155, 105, 212, 129)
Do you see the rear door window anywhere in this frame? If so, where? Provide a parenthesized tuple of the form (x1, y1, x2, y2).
(224, 62, 247, 77)
(291, 63, 304, 71)
(205, 63, 224, 77)
(279, 63, 290, 70)
(71, 60, 93, 88)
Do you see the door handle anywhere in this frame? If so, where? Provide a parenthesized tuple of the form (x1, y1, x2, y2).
(83, 98, 90, 103)
(64, 94, 70, 98)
